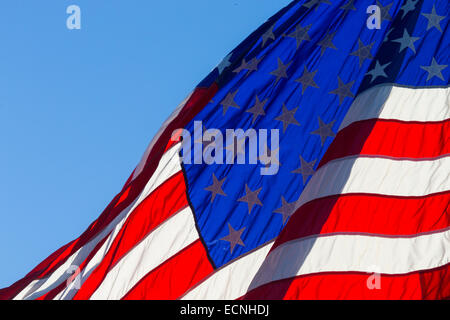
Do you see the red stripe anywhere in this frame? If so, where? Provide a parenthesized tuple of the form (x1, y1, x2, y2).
(0, 240, 75, 300)
(272, 191, 450, 252)
(73, 172, 188, 300)
(0, 176, 148, 300)
(243, 263, 450, 300)
(165, 129, 183, 152)
(0, 83, 217, 300)
(0, 181, 146, 300)
(38, 183, 140, 279)
(121, 240, 214, 300)
(36, 230, 113, 300)
(319, 119, 450, 169)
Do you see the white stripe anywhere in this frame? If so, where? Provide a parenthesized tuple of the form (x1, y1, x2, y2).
(54, 144, 183, 300)
(90, 206, 198, 300)
(248, 229, 450, 291)
(181, 242, 273, 300)
(339, 85, 450, 132)
(297, 155, 450, 211)
(16, 202, 137, 301)
(16, 144, 182, 300)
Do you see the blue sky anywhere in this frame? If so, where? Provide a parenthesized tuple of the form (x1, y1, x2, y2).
(0, 0, 291, 287)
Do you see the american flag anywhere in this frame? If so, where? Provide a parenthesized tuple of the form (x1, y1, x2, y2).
(1, 0, 448, 300)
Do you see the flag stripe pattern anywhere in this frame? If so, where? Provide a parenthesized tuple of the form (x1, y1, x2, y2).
(320, 86, 450, 166)
(181, 242, 274, 300)
(250, 231, 450, 286)
(1, 0, 448, 300)
(121, 240, 214, 300)
(243, 265, 450, 299)
(243, 85, 450, 298)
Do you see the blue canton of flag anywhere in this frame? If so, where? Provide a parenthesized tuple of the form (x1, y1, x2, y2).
(182, 0, 448, 269)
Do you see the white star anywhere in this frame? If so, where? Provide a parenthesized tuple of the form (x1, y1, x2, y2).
(261, 24, 276, 47)
(420, 57, 448, 81)
(217, 53, 232, 74)
(246, 95, 267, 124)
(237, 184, 263, 214)
(311, 117, 336, 146)
(269, 58, 291, 84)
(329, 77, 355, 105)
(366, 61, 391, 83)
(204, 173, 227, 203)
(220, 224, 245, 254)
(391, 29, 420, 54)
(400, 0, 418, 19)
(421, 5, 445, 33)
(285, 24, 312, 48)
(291, 156, 317, 184)
(273, 196, 297, 225)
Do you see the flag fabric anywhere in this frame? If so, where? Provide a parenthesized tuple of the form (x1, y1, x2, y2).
(1, 0, 448, 300)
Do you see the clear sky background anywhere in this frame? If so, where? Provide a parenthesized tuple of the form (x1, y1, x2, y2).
(0, 0, 292, 288)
